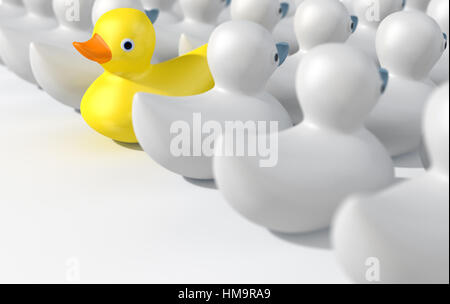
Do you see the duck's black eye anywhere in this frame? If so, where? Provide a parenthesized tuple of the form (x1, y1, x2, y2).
(121, 39, 135, 52)
(274, 53, 279, 62)
(443, 33, 448, 51)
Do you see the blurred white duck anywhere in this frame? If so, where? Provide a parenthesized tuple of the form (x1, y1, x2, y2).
(91, 0, 144, 25)
(0, 0, 24, 20)
(428, 0, 449, 85)
(133, 21, 292, 180)
(214, 44, 394, 234)
(333, 82, 449, 284)
(217, 0, 231, 24)
(366, 11, 447, 156)
(346, 0, 404, 64)
(172, 0, 183, 19)
(0, 0, 56, 83)
(266, 0, 357, 124)
(141, 0, 179, 24)
(339, 0, 353, 13)
(404, 0, 431, 12)
(29, 0, 99, 110)
(273, 0, 303, 55)
(156, 0, 231, 61)
(231, 0, 290, 32)
(0, 0, 25, 65)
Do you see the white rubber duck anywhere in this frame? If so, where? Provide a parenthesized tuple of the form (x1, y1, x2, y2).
(428, 0, 449, 85)
(340, 0, 353, 13)
(346, 0, 404, 64)
(0, 0, 24, 20)
(0, 0, 25, 65)
(217, 0, 232, 24)
(333, 82, 449, 284)
(0, 0, 56, 84)
(404, 0, 431, 12)
(92, 0, 144, 25)
(29, 0, 100, 110)
(273, 0, 304, 55)
(172, 0, 183, 19)
(266, 0, 357, 124)
(133, 21, 293, 180)
(231, 0, 290, 32)
(213, 44, 395, 234)
(366, 11, 447, 157)
(157, 0, 231, 61)
(141, 0, 179, 24)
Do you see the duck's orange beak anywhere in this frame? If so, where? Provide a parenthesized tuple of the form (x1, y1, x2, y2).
(73, 34, 112, 64)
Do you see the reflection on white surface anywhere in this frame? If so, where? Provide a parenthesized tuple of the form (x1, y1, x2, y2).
(0, 65, 350, 284)
(0, 65, 423, 284)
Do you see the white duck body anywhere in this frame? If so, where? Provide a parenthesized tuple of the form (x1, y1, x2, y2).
(346, 0, 404, 64)
(0, 0, 56, 83)
(133, 21, 293, 180)
(134, 90, 292, 180)
(366, 11, 447, 156)
(29, 0, 100, 110)
(428, 0, 449, 85)
(366, 76, 434, 157)
(266, 0, 356, 125)
(333, 82, 449, 284)
(141, 0, 179, 24)
(266, 52, 302, 124)
(0, 0, 24, 20)
(213, 44, 395, 234)
(0, 0, 25, 65)
(217, 5, 230, 24)
(154, 0, 229, 62)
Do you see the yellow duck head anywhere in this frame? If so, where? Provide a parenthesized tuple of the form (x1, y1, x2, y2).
(73, 8, 156, 77)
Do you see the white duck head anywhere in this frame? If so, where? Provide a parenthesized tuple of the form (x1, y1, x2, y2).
(91, 0, 144, 25)
(352, 0, 404, 27)
(179, 0, 230, 24)
(376, 11, 447, 81)
(208, 20, 289, 94)
(427, 0, 449, 36)
(284, 0, 303, 17)
(231, 0, 290, 31)
(52, 0, 94, 31)
(141, 0, 176, 11)
(423, 82, 449, 177)
(295, 0, 357, 52)
(298, 43, 386, 132)
(22, 0, 54, 17)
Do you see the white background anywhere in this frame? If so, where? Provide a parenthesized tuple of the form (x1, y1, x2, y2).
(0, 65, 424, 283)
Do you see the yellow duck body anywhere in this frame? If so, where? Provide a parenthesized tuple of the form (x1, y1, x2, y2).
(74, 8, 214, 143)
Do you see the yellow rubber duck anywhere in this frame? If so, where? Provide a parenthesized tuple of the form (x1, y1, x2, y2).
(73, 8, 214, 143)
